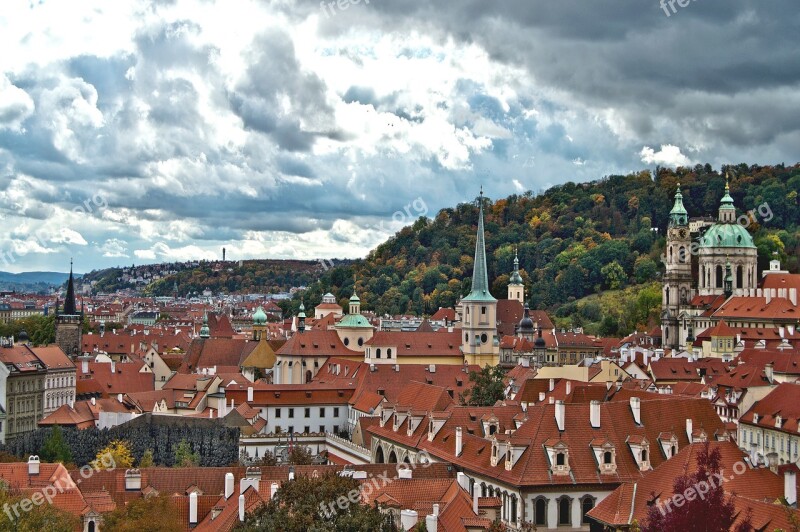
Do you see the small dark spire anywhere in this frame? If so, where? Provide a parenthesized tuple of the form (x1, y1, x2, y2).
(63, 260, 78, 315)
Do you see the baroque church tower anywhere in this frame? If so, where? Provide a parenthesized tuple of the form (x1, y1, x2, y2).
(462, 189, 499, 366)
(55, 261, 83, 357)
(661, 185, 693, 351)
(507, 249, 524, 304)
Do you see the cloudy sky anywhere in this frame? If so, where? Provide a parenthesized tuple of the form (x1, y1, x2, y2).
(1, 0, 798, 273)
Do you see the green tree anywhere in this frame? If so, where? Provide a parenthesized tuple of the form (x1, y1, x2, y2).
(101, 494, 182, 532)
(460, 365, 506, 406)
(39, 426, 73, 464)
(601, 260, 627, 290)
(234, 472, 394, 532)
(634, 257, 658, 284)
(287, 446, 314, 465)
(138, 449, 154, 468)
(172, 439, 200, 468)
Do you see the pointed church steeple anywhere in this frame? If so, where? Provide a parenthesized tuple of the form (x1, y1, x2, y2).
(668, 184, 688, 228)
(63, 259, 78, 315)
(464, 188, 495, 303)
(719, 172, 736, 223)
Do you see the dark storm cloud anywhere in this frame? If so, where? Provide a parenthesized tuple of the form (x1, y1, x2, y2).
(227, 28, 340, 152)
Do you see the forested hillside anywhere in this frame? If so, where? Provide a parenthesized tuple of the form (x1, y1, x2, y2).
(289, 163, 799, 335)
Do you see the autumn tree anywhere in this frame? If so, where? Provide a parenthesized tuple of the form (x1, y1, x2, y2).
(287, 445, 314, 465)
(92, 439, 133, 470)
(0, 487, 79, 532)
(101, 494, 182, 532)
(234, 472, 394, 532)
(641, 443, 751, 532)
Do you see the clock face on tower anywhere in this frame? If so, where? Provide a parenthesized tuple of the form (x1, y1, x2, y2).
(679, 229, 687, 238)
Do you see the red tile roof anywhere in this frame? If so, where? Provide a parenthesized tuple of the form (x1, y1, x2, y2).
(366, 331, 462, 357)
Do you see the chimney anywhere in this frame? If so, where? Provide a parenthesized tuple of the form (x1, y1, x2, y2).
(270, 482, 279, 499)
(790, 288, 797, 306)
(549, 378, 555, 392)
(117, 393, 123, 403)
(398, 468, 412, 479)
(189, 491, 198, 526)
(426, 512, 438, 532)
(28, 455, 40, 475)
(538, 392, 545, 402)
(288, 466, 295, 481)
(565, 381, 571, 396)
(247, 386, 254, 403)
(125, 468, 142, 490)
(765, 363, 774, 384)
(686, 418, 693, 442)
(590, 400, 601, 429)
(91, 397, 96, 406)
(455, 427, 463, 456)
(457, 472, 470, 492)
(555, 400, 565, 431)
(238, 494, 246, 522)
(111, 361, 116, 373)
(400, 510, 419, 531)
(785, 470, 797, 507)
(225, 472, 234, 499)
(82, 359, 89, 373)
(630, 397, 641, 425)
(473, 485, 479, 515)
(606, 380, 612, 391)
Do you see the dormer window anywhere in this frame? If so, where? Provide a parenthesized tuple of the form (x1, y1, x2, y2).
(603, 451, 612, 464)
(556, 452, 565, 466)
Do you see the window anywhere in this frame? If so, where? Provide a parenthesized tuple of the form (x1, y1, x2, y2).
(276, 408, 281, 418)
(480, 333, 488, 344)
(556, 452, 565, 466)
(558, 497, 571, 526)
(334, 407, 340, 416)
(304, 408, 310, 418)
(320, 408, 325, 417)
(289, 408, 295, 418)
(481, 306, 486, 315)
(603, 451, 612, 464)
(288, 426, 294, 433)
(376, 349, 381, 359)
(534, 497, 547, 526)
(344, 338, 350, 346)
(387, 349, 392, 358)
(581, 496, 596, 524)
(358, 338, 364, 347)
(320, 426, 325, 433)
(304, 426, 309, 434)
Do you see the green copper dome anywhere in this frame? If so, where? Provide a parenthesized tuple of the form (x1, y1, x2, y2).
(252, 306, 267, 325)
(669, 184, 688, 227)
(336, 314, 372, 329)
(700, 223, 755, 248)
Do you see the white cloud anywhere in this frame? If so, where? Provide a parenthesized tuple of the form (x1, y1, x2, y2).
(100, 238, 129, 258)
(51, 228, 88, 246)
(512, 179, 525, 192)
(639, 144, 692, 168)
(0, 75, 34, 131)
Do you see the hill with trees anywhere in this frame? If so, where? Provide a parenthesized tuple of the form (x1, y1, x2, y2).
(285, 163, 799, 336)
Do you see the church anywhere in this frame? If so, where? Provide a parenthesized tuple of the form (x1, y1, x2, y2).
(660, 177, 794, 353)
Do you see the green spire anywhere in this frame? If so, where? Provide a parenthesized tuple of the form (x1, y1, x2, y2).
(509, 248, 523, 285)
(668, 183, 688, 227)
(252, 306, 267, 326)
(199, 312, 210, 338)
(464, 188, 496, 302)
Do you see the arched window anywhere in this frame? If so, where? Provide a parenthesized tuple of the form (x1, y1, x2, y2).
(375, 447, 385, 463)
(581, 496, 596, 524)
(305, 370, 312, 384)
(641, 449, 648, 462)
(665, 287, 670, 305)
(736, 265, 743, 288)
(701, 265, 705, 287)
(558, 496, 571, 526)
(534, 497, 547, 526)
(376, 349, 381, 359)
(387, 349, 392, 358)
(388, 451, 397, 464)
(716, 265, 723, 288)
(556, 452, 565, 466)
(603, 451, 612, 464)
